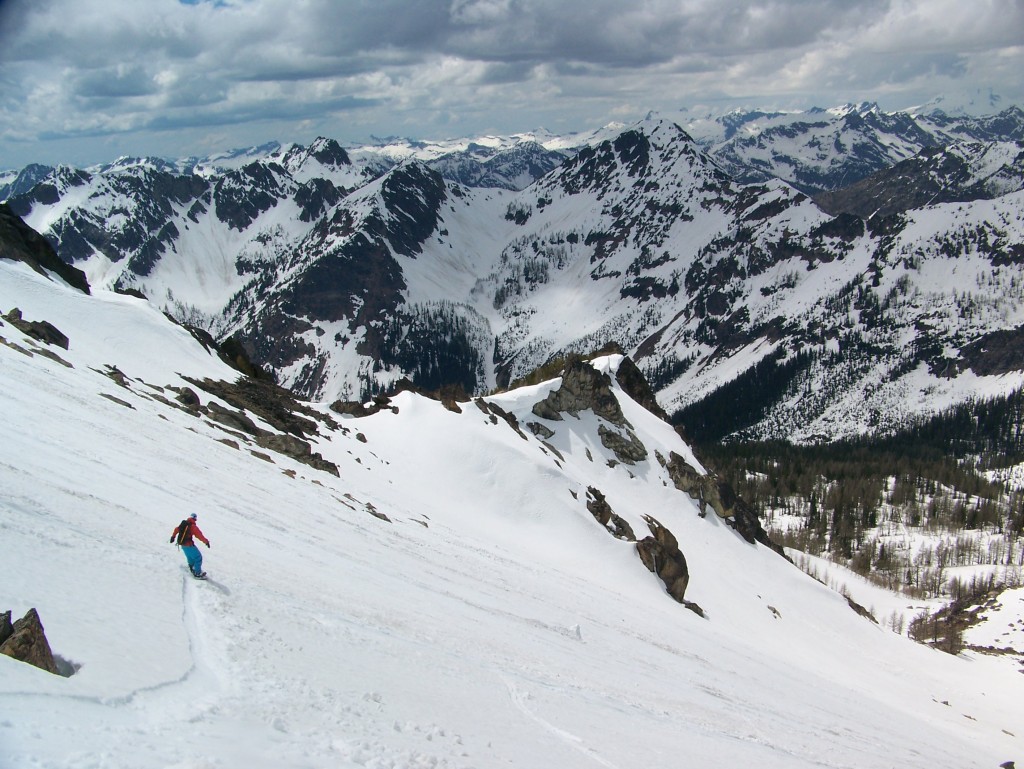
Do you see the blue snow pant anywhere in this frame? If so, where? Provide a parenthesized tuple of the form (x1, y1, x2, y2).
(182, 545, 203, 576)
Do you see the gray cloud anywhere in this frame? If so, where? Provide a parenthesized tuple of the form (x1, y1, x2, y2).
(0, 0, 1021, 167)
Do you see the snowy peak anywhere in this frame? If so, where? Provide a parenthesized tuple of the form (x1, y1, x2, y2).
(912, 88, 1008, 117)
(428, 140, 568, 191)
(276, 137, 367, 189)
(0, 163, 56, 202)
(688, 102, 1024, 194)
(548, 117, 715, 196)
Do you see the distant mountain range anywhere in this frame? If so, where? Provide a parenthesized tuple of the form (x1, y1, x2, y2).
(682, 102, 1024, 193)
(3, 102, 1024, 443)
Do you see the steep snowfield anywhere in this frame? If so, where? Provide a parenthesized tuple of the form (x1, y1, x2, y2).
(1, 261, 1022, 768)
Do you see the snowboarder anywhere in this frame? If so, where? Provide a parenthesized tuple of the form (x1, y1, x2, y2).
(170, 513, 211, 579)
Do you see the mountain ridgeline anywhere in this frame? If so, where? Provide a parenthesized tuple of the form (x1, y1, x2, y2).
(3, 105, 1024, 446)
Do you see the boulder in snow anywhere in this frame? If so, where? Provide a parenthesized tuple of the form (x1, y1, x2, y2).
(0, 608, 60, 675)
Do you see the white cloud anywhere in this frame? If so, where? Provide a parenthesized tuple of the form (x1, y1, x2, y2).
(0, 0, 1021, 166)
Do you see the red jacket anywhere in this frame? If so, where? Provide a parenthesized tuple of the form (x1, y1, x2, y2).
(171, 519, 209, 547)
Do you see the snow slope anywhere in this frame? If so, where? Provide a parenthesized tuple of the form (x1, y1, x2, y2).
(1, 260, 1022, 768)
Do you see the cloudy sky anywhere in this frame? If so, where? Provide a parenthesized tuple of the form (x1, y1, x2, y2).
(0, 0, 1021, 168)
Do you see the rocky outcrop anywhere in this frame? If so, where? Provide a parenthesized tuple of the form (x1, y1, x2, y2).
(205, 401, 261, 435)
(598, 424, 648, 465)
(663, 451, 780, 552)
(663, 452, 712, 513)
(181, 324, 272, 382)
(475, 398, 527, 439)
(635, 515, 702, 615)
(526, 421, 555, 439)
(585, 486, 636, 541)
(582, 489, 703, 614)
(253, 432, 340, 475)
(183, 376, 340, 476)
(0, 203, 90, 293)
(613, 356, 669, 421)
(531, 358, 627, 425)
(331, 394, 395, 418)
(184, 376, 327, 438)
(3, 308, 69, 349)
(0, 610, 11, 645)
(0, 608, 59, 675)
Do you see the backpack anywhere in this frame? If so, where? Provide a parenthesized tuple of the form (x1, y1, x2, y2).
(175, 519, 192, 546)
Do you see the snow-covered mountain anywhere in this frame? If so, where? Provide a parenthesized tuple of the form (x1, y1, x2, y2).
(0, 163, 55, 202)
(814, 140, 1024, 219)
(681, 102, 1024, 193)
(2, 249, 1022, 768)
(5, 107, 1024, 442)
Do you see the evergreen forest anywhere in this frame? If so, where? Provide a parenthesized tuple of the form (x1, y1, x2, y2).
(686, 386, 1024, 654)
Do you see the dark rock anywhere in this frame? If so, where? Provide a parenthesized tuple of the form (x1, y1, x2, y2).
(664, 451, 780, 551)
(0, 608, 60, 675)
(180, 326, 272, 381)
(367, 507, 392, 523)
(636, 516, 689, 603)
(585, 486, 636, 541)
(531, 359, 626, 425)
(0, 610, 12, 646)
(0, 203, 90, 293)
(305, 453, 340, 477)
(100, 393, 134, 409)
(846, 596, 877, 623)
(527, 421, 555, 439)
(664, 452, 708, 509)
(252, 431, 338, 475)
(435, 383, 468, 413)
(205, 401, 260, 436)
(34, 347, 73, 368)
(184, 376, 325, 437)
(613, 356, 669, 421)
(476, 398, 527, 439)
(256, 432, 311, 459)
(113, 286, 148, 300)
(598, 424, 648, 464)
(4, 308, 69, 349)
(295, 178, 344, 222)
(213, 161, 284, 232)
(98, 364, 130, 388)
(541, 441, 565, 461)
(186, 383, 340, 475)
(331, 399, 384, 418)
(174, 387, 201, 407)
(957, 326, 1024, 376)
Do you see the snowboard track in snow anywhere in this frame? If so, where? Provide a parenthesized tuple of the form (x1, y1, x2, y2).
(503, 674, 624, 769)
